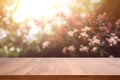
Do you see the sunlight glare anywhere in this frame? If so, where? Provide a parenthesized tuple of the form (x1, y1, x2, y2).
(90, 0, 101, 4)
(13, 0, 72, 23)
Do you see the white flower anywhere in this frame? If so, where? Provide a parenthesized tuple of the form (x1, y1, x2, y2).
(25, 35, 36, 43)
(16, 48, 21, 53)
(9, 47, 15, 52)
(113, 36, 120, 41)
(80, 32, 89, 38)
(73, 28, 78, 33)
(68, 31, 74, 37)
(93, 39, 100, 44)
(44, 24, 52, 34)
(89, 36, 100, 46)
(92, 47, 98, 52)
(42, 41, 50, 49)
(79, 45, 89, 52)
(78, 35, 81, 39)
(106, 35, 120, 46)
(0, 29, 7, 39)
(62, 47, 67, 54)
(56, 18, 62, 27)
(67, 45, 75, 52)
(29, 27, 42, 36)
(81, 26, 91, 32)
(109, 37, 117, 46)
(111, 33, 115, 36)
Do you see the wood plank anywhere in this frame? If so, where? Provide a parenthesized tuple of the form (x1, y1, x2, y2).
(27, 58, 56, 75)
(0, 58, 41, 75)
(56, 58, 120, 75)
(0, 75, 120, 80)
(0, 58, 120, 75)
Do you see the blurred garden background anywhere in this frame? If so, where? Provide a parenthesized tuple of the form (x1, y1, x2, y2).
(0, 0, 120, 57)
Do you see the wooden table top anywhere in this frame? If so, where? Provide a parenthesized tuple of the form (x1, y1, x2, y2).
(0, 58, 120, 75)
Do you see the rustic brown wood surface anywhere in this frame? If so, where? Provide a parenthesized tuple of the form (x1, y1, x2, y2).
(0, 58, 120, 75)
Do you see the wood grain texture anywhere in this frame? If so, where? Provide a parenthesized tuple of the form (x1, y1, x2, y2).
(0, 58, 120, 75)
(0, 75, 120, 80)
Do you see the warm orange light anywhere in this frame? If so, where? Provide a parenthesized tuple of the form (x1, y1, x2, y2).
(13, 0, 72, 23)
